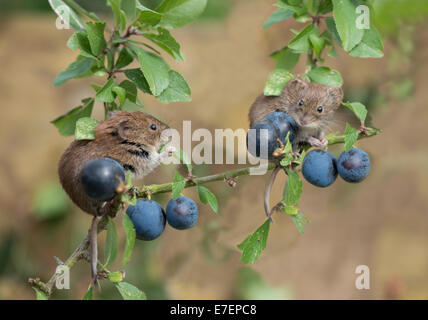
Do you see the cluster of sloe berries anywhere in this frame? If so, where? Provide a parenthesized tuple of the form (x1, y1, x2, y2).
(246, 111, 371, 186)
(80, 158, 198, 241)
(302, 148, 370, 187)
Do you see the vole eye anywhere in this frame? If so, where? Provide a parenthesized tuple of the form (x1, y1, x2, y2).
(299, 100, 304, 106)
(317, 106, 323, 113)
(150, 124, 157, 131)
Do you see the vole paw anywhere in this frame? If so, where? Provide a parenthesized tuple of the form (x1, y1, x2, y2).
(307, 136, 328, 148)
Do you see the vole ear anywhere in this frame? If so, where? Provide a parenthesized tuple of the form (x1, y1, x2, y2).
(286, 78, 308, 92)
(326, 86, 344, 108)
(114, 119, 132, 139)
(107, 111, 120, 119)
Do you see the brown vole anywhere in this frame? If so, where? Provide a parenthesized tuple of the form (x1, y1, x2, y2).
(58, 111, 174, 285)
(249, 78, 343, 148)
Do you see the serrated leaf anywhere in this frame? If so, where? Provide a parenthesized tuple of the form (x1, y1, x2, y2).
(158, 70, 191, 103)
(291, 212, 310, 234)
(262, 7, 294, 29)
(129, 44, 170, 96)
(115, 47, 134, 69)
(104, 217, 118, 267)
(172, 171, 186, 199)
(344, 123, 359, 151)
(332, 0, 364, 51)
(95, 78, 117, 103)
(66, 31, 95, 59)
(115, 282, 146, 300)
(122, 213, 136, 266)
(342, 101, 367, 123)
(288, 24, 318, 54)
(264, 69, 294, 96)
(48, 0, 85, 31)
(51, 98, 94, 136)
(125, 68, 151, 94)
(54, 56, 93, 86)
(33, 287, 48, 300)
(143, 27, 184, 61)
(270, 46, 300, 70)
(325, 16, 342, 47)
(156, 0, 208, 29)
(75, 117, 99, 140)
(282, 169, 302, 207)
(308, 66, 343, 86)
(82, 286, 93, 300)
(237, 219, 270, 264)
(85, 22, 106, 56)
(197, 185, 218, 214)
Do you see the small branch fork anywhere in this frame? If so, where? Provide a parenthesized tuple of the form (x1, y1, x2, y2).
(28, 129, 379, 298)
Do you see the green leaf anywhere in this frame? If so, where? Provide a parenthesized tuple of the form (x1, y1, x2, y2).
(282, 169, 302, 207)
(172, 171, 186, 199)
(122, 213, 136, 266)
(237, 219, 270, 264)
(344, 123, 358, 151)
(349, 27, 384, 58)
(197, 185, 218, 214)
(262, 8, 294, 29)
(332, 0, 364, 51)
(342, 101, 367, 123)
(143, 27, 184, 61)
(288, 24, 318, 53)
(107, 271, 124, 283)
(54, 56, 93, 86)
(309, 32, 325, 58)
(308, 66, 343, 86)
(264, 69, 294, 96)
(303, 0, 320, 15)
(129, 44, 170, 96)
(108, 0, 126, 31)
(121, 0, 137, 22)
(96, 78, 118, 103)
(328, 45, 337, 58)
(33, 287, 48, 300)
(48, 0, 85, 31)
(125, 68, 151, 94)
(119, 80, 139, 103)
(158, 70, 191, 103)
(82, 287, 93, 300)
(75, 117, 99, 141)
(156, 0, 208, 29)
(115, 282, 146, 300)
(318, 0, 333, 14)
(136, 3, 163, 26)
(51, 98, 94, 136)
(85, 22, 107, 56)
(270, 46, 300, 70)
(115, 47, 134, 69)
(112, 86, 127, 105)
(325, 16, 342, 47)
(104, 217, 118, 267)
(291, 212, 310, 234)
(66, 32, 95, 59)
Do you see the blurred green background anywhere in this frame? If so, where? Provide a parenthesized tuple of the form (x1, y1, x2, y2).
(0, 0, 428, 299)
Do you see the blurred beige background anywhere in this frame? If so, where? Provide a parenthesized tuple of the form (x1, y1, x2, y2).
(0, 0, 428, 299)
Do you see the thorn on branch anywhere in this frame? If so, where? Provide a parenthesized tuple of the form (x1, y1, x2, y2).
(224, 176, 237, 188)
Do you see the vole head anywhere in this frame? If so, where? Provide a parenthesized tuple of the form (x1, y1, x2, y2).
(96, 111, 170, 152)
(282, 79, 343, 130)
